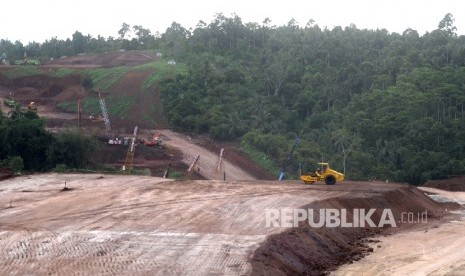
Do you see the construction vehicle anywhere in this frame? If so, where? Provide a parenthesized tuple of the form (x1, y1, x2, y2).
(89, 113, 105, 122)
(144, 133, 162, 147)
(3, 98, 17, 108)
(98, 90, 111, 132)
(14, 51, 40, 65)
(123, 126, 138, 174)
(27, 102, 37, 112)
(300, 162, 344, 185)
(88, 90, 111, 132)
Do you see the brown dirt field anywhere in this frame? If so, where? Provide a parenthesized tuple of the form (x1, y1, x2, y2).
(333, 187, 465, 275)
(108, 69, 169, 129)
(44, 51, 156, 68)
(422, 176, 465, 192)
(0, 175, 452, 275)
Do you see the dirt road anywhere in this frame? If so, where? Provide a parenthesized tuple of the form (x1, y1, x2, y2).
(332, 187, 465, 276)
(158, 129, 256, 180)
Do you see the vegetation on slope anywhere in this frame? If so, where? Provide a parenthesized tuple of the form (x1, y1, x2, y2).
(2, 13, 465, 184)
(0, 108, 97, 173)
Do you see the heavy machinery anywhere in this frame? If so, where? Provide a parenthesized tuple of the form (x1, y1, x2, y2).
(89, 113, 105, 122)
(123, 126, 138, 174)
(144, 133, 162, 147)
(27, 102, 37, 112)
(3, 98, 17, 108)
(300, 162, 344, 185)
(88, 91, 111, 132)
(98, 91, 111, 132)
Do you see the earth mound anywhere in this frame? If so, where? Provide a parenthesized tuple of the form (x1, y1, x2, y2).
(422, 176, 465, 192)
(44, 50, 156, 68)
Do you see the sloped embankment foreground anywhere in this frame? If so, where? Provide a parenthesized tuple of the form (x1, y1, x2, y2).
(0, 174, 452, 275)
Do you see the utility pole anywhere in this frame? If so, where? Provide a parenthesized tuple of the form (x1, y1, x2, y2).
(211, 148, 225, 180)
(186, 155, 200, 179)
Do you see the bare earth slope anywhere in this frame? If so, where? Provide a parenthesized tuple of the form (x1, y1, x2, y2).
(0, 175, 449, 275)
(332, 187, 465, 276)
(158, 129, 256, 180)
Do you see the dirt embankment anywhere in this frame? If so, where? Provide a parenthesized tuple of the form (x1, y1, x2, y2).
(0, 73, 85, 109)
(0, 175, 450, 275)
(422, 176, 465, 192)
(250, 184, 449, 276)
(0, 128, 461, 275)
(333, 187, 465, 275)
(44, 51, 156, 68)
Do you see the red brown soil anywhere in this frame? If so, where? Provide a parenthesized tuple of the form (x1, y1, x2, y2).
(0, 177, 452, 275)
(0, 52, 461, 275)
(250, 183, 449, 276)
(44, 50, 156, 68)
(201, 139, 275, 180)
(0, 51, 271, 179)
(422, 176, 465, 192)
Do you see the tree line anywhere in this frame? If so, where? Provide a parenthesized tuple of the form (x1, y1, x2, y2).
(0, 109, 96, 173)
(1, 13, 465, 184)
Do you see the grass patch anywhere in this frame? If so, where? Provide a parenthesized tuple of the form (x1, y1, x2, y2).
(240, 143, 278, 175)
(105, 96, 135, 118)
(84, 67, 130, 91)
(139, 60, 188, 91)
(131, 168, 152, 176)
(58, 95, 134, 118)
(1, 66, 42, 78)
(49, 68, 75, 77)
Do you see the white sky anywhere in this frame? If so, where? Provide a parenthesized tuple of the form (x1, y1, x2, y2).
(1, 0, 464, 44)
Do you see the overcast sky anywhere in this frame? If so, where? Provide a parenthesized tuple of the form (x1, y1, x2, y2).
(1, 0, 464, 44)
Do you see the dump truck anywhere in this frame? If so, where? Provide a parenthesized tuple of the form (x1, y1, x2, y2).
(300, 162, 344, 185)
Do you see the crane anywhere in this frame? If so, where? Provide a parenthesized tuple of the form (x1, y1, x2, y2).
(123, 126, 138, 174)
(98, 90, 111, 132)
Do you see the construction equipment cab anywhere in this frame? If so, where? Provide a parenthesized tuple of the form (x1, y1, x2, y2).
(144, 134, 162, 147)
(28, 102, 37, 112)
(300, 162, 344, 185)
(89, 113, 104, 122)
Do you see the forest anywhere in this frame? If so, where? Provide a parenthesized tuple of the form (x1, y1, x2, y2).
(0, 109, 96, 173)
(1, 13, 465, 184)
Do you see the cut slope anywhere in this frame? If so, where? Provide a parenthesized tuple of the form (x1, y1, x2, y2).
(44, 51, 156, 68)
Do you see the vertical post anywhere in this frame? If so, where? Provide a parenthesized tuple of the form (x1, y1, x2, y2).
(77, 96, 82, 129)
(278, 138, 301, 181)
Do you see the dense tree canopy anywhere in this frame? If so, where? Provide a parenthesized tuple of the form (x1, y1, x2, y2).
(0, 108, 96, 172)
(2, 13, 465, 184)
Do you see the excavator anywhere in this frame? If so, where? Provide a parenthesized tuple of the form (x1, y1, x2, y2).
(144, 133, 162, 147)
(300, 162, 344, 185)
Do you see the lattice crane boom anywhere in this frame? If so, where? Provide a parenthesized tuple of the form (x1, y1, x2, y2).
(98, 90, 111, 132)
